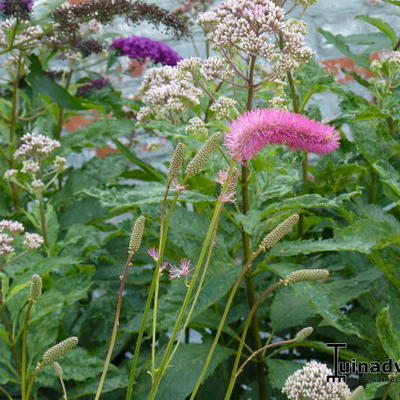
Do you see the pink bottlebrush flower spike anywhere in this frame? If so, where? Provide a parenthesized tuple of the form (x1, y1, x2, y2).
(224, 108, 340, 163)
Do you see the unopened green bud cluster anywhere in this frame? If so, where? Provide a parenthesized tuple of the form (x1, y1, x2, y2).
(29, 274, 42, 303)
(283, 269, 329, 285)
(128, 215, 145, 255)
(186, 132, 223, 177)
(294, 327, 313, 342)
(259, 214, 299, 251)
(167, 143, 185, 181)
(41, 337, 79, 366)
(227, 167, 238, 194)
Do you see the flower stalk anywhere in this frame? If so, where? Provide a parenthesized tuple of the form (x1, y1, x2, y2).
(95, 216, 145, 400)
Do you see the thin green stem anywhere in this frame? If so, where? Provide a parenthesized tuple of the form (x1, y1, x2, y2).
(151, 182, 171, 374)
(236, 338, 294, 377)
(382, 381, 392, 400)
(24, 366, 41, 400)
(0, 300, 20, 374)
(21, 302, 33, 400)
(38, 197, 48, 248)
(224, 281, 284, 400)
(54, 70, 73, 141)
(148, 178, 230, 400)
(189, 246, 263, 400)
(125, 189, 181, 400)
(240, 54, 267, 400)
(0, 386, 13, 400)
(94, 253, 133, 400)
(287, 69, 307, 248)
(58, 375, 68, 399)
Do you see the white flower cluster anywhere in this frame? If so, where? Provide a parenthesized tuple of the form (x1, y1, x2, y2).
(269, 96, 288, 109)
(370, 51, 400, 83)
(0, 220, 24, 235)
(4, 134, 66, 195)
(79, 19, 102, 36)
(197, 0, 314, 79)
(0, 19, 43, 49)
(210, 96, 237, 118)
(137, 66, 202, 122)
(199, 56, 235, 81)
(177, 57, 203, 74)
(185, 117, 208, 138)
(0, 234, 14, 257)
(0, 220, 44, 256)
(282, 361, 351, 400)
(23, 232, 44, 249)
(14, 133, 61, 160)
(198, 0, 284, 56)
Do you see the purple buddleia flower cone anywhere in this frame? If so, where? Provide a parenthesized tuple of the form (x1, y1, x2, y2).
(111, 36, 182, 66)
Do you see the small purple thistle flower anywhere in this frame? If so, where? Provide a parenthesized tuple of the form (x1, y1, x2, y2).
(168, 258, 193, 279)
(160, 261, 168, 273)
(171, 179, 187, 193)
(147, 248, 159, 262)
(76, 78, 111, 97)
(110, 36, 182, 67)
(224, 108, 341, 163)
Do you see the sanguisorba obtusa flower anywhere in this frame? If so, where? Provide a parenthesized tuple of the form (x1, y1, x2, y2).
(224, 108, 341, 163)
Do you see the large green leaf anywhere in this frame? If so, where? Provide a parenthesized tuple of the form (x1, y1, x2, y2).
(158, 258, 237, 330)
(62, 119, 136, 149)
(266, 359, 304, 390)
(267, 263, 380, 338)
(376, 307, 400, 360)
(26, 55, 84, 110)
(82, 184, 216, 212)
(355, 15, 397, 48)
(270, 213, 400, 257)
(260, 192, 360, 218)
(156, 343, 233, 400)
(111, 138, 165, 182)
(373, 160, 400, 200)
(318, 29, 371, 68)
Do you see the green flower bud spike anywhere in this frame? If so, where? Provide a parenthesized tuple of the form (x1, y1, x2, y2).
(283, 269, 329, 285)
(128, 216, 145, 255)
(259, 214, 299, 252)
(41, 337, 79, 367)
(227, 167, 238, 193)
(294, 327, 313, 342)
(167, 143, 185, 181)
(349, 386, 364, 400)
(29, 274, 42, 303)
(186, 132, 223, 177)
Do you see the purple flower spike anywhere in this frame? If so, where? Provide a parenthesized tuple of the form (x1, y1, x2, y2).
(110, 36, 182, 66)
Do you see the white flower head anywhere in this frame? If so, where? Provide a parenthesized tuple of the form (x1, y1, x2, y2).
(282, 361, 351, 400)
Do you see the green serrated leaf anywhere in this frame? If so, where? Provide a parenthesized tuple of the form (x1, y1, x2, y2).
(376, 307, 400, 360)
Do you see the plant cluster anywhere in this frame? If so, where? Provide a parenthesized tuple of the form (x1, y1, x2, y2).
(0, 0, 400, 399)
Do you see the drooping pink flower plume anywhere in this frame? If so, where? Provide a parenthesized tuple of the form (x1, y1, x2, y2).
(224, 108, 340, 163)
